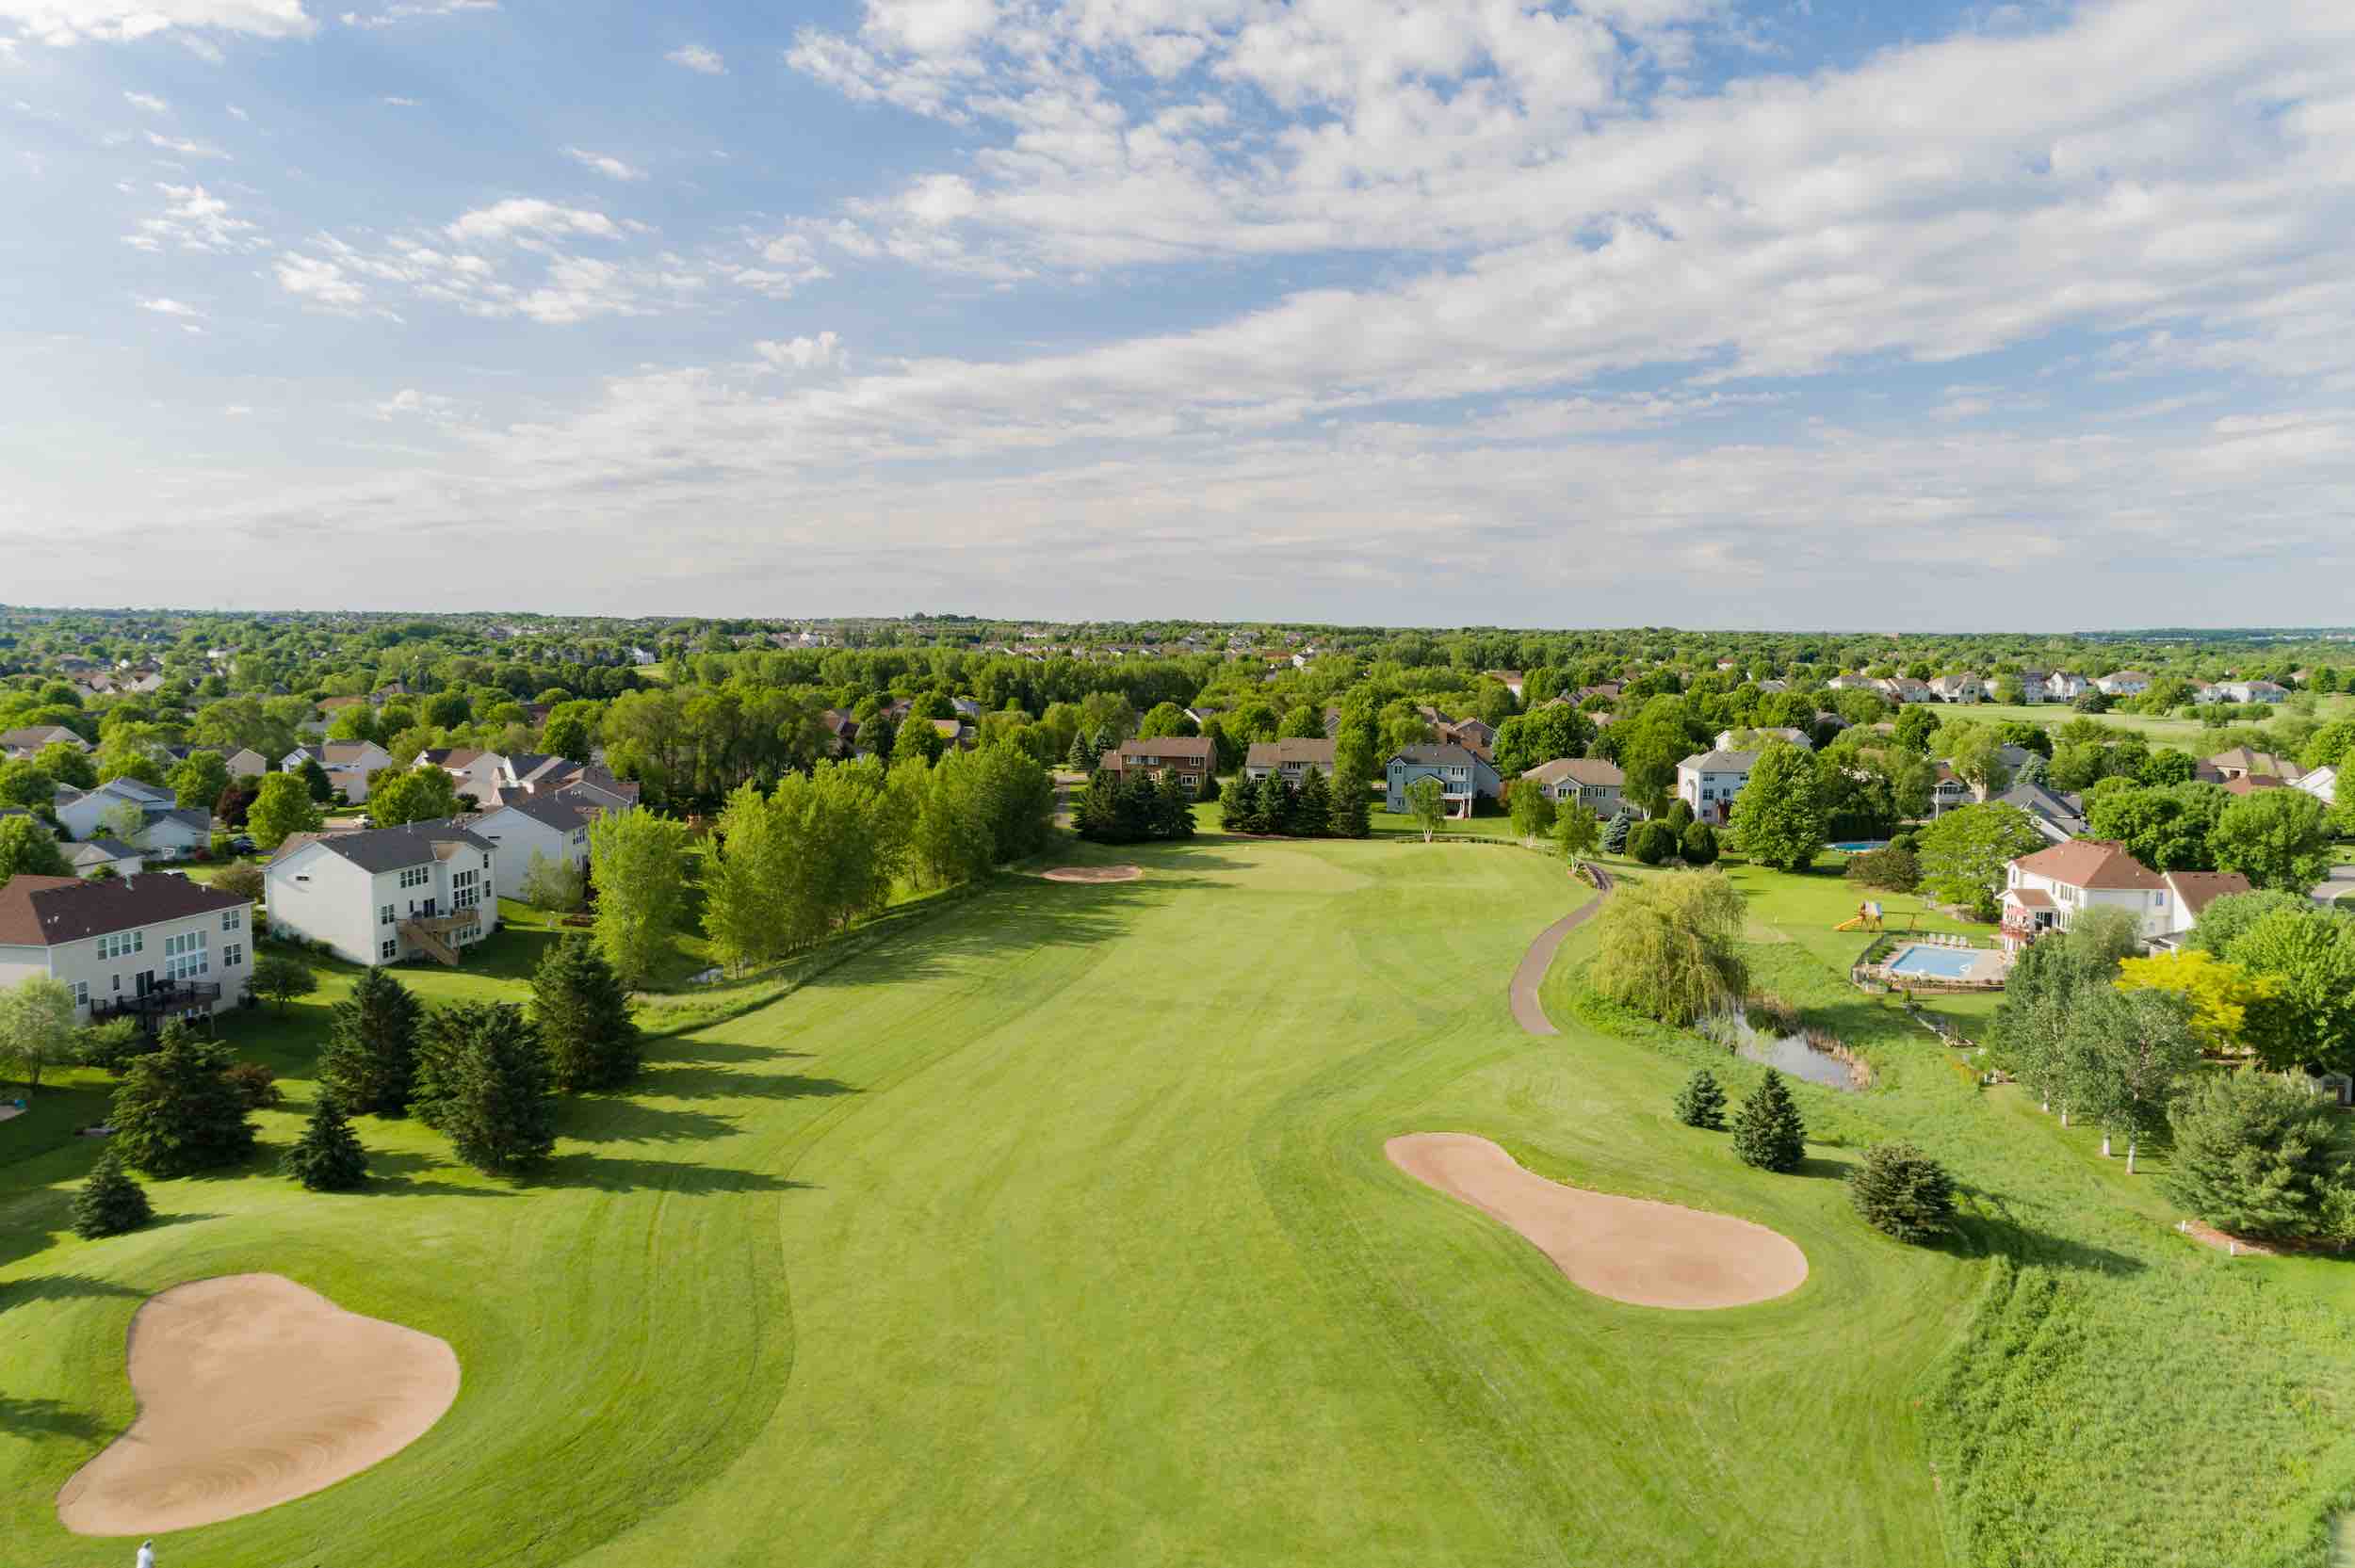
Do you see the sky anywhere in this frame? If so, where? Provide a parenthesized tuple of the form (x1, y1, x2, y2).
(2, 0, 2352, 628)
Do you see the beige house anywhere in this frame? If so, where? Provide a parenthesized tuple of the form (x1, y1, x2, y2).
(1518, 757, 1632, 816)
(1999, 840, 2250, 953)
(1102, 737, 1216, 796)
(1242, 738, 1338, 785)
(0, 873, 252, 1030)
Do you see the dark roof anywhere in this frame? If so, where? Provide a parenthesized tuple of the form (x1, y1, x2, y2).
(0, 872, 250, 946)
(1113, 736, 1214, 764)
(470, 791, 603, 832)
(1389, 743, 1486, 767)
(66, 836, 142, 864)
(273, 816, 495, 873)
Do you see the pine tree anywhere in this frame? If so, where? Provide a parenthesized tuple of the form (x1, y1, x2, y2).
(1732, 1070, 1808, 1172)
(319, 965, 424, 1115)
(1295, 767, 1332, 838)
(1328, 768, 1372, 838)
(1066, 727, 1098, 774)
(1674, 1068, 1727, 1130)
(71, 1147, 154, 1239)
(280, 1094, 370, 1191)
(1600, 811, 1633, 853)
(108, 1023, 257, 1178)
(413, 1001, 556, 1175)
(1072, 771, 1124, 841)
(1150, 772, 1196, 840)
(1220, 770, 1255, 832)
(1257, 771, 1293, 836)
(1847, 1142, 1955, 1242)
(532, 934, 643, 1092)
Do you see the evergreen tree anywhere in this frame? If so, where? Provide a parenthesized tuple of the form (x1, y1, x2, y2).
(1072, 772, 1128, 842)
(1328, 768, 1372, 838)
(1731, 1070, 1807, 1172)
(1681, 821, 1720, 865)
(532, 934, 643, 1092)
(1674, 1068, 1727, 1130)
(413, 1001, 556, 1175)
(1257, 771, 1293, 836)
(1114, 774, 1159, 840)
(1848, 1142, 1956, 1242)
(1149, 773, 1197, 840)
(280, 1094, 370, 1191)
(319, 965, 423, 1115)
(71, 1147, 154, 1239)
(109, 1023, 257, 1177)
(1664, 799, 1696, 832)
(1220, 770, 1255, 832)
(1600, 811, 1633, 853)
(1066, 726, 1099, 774)
(1295, 767, 1332, 839)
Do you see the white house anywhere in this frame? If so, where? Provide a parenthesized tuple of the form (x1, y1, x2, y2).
(463, 786, 628, 903)
(128, 809, 213, 861)
(1713, 727, 1812, 752)
(1927, 674, 1983, 703)
(283, 740, 396, 803)
(2296, 766, 2338, 808)
(1999, 840, 2250, 953)
(1676, 750, 1759, 826)
(2094, 671, 2152, 697)
(2217, 680, 2289, 704)
(0, 872, 252, 1027)
(65, 838, 148, 878)
(55, 778, 174, 842)
(265, 818, 500, 967)
(1519, 757, 1632, 816)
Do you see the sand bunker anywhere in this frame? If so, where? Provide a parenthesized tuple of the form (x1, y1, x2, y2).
(1042, 865, 1144, 883)
(1386, 1134, 1808, 1310)
(57, 1273, 460, 1535)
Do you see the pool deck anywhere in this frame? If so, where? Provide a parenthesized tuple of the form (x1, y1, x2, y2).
(1883, 942, 2008, 987)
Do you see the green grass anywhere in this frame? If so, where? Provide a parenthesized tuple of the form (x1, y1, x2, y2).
(6, 833, 2355, 1566)
(1961, 692, 2354, 751)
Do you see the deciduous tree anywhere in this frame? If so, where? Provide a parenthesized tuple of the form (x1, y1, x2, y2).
(589, 810, 690, 990)
(248, 771, 324, 850)
(1588, 871, 1747, 1026)
(1730, 742, 1826, 873)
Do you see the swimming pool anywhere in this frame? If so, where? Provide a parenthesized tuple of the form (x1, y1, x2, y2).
(1828, 840, 1889, 853)
(1887, 945, 1981, 980)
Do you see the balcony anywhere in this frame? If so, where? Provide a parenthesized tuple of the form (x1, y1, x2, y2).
(94, 980, 224, 1033)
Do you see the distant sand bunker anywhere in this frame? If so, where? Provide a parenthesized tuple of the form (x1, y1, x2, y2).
(1386, 1134, 1808, 1310)
(57, 1273, 460, 1536)
(1042, 865, 1144, 883)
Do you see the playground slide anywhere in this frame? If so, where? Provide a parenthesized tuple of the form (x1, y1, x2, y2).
(1833, 916, 1866, 931)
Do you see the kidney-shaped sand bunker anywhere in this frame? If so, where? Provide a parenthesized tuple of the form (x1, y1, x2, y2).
(57, 1272, 460, 1536)
(1387, 1134, 1808, 1310)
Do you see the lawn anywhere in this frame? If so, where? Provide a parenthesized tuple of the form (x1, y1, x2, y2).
(5, 832, 2354, 1566)
(1962, 692, 2353, 751)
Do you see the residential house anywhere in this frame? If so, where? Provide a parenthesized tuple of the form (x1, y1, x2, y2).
(1438, 717, 1497, 756)
(1518, 757, 1631, 816)
(65, 838, 147, 878)
(2217, 680, 2290, 704)
(1992, 782, 2088, 845)
(265, 818, 500, 967)
(1887, 677, 1936, 705)
(820, 709, 865, 758)
(55, 778, 171, 841)
(1927, 673, 1983, 703)
(1101, 736, 1216, 796)
(1182, 704, 1226, 731)
(52, 778, 207, 861)
(1483, 670, 1526, 700)
(2295, 767, 2338, 809)
(2206, 747, 2302, 783)
(1385, 744, 1503, 817)
(1242, 738, 1339, 785)
(2094, 671, 2152, 697)
(1713, 727, 1811, 752)
(1675, 750, 1759, 825)
(2, 725, 88, 760)
(1927, 764, 1975, 816)
(0, 872, 253, 1029)
(463, 785, 630, 903)
(224, 747, 269, 779)
(283, 740, 396, 803)
(1998, 840, 2250, 953)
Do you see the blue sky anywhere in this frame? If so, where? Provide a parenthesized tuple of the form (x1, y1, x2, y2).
(3, 0, 2351, 627)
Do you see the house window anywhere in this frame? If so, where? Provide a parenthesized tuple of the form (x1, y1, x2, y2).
(98, 930, 144, 960)
(222, 942, 244, 968)
(69, 980, 89, 1008)
(164, 929, 209, 982)
(380, 904, 396, 927)
(222, 908, 243, 931)
(380, 939, 398, 962)
(398, 865, 430, 889)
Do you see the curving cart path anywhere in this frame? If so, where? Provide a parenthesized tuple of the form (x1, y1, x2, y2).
(1508, 862, 1613, 1037)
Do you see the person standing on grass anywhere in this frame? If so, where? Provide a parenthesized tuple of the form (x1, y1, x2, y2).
(136, 1544, 155, 1568)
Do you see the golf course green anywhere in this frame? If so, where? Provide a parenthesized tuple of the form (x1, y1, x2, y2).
(5, 832, 2354, 1566)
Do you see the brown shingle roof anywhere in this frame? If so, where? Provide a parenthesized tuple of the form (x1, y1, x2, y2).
(2011, 839, 2166, 891)
(1244, 738, 1337, 768)
(0, 872, 250, 946)
(2162, 871, 2254, 915)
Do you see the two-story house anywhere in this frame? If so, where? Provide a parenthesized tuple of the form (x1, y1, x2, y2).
(1101, 737, 1216, 796)
(2, 725, 89, 761)
(0, 872, 252, 1031)
(54, 780, 213, 861)
(1927, 674, 1983, 703)
(1999, 840, 2250, 953)
(283, 740, 396, 803)
(1713, 727, 1811, 753)
(1384, 744, 1502, 816)
(1676, 750, 1760, 825)
(1242, 738, 1339, 786)
(463, 785, 632, 903)
(2094, 671, 2152, 697)
(1517, 757, 1632, 816)
(265, 818, 500, 967)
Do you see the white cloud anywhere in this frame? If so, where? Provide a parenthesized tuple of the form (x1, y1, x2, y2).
(755, 331, 846, 371)
(273, 251, 366, 309)
(563, 146, 645, 182)
(123, 181, 259, 251)
(136, 294, 203, 316)
(665, 41, 721, 73)
(225, 101, 247, 119)
(0, 0, 313, 47)
(337, 0, 490, 27)
(122, 89, 167, 111)
(382, 93, 416, 105)
(145, 129, 228, 157)
(446, 197, 619, 243)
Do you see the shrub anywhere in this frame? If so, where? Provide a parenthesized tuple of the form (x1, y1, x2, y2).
(1629, 819, 1677, 865)
(1664, 799, 1696, 832)
(281, 1095, 369, 1191)
(71, 1149, 154, 1239)
(212, 860, 266, 903)
(1680, 821, 1719, 865)
(1849, 1142, 1956, 1242)
(1845, 844, 1919, 892)
(75, 1017, 151, 1075)
(251, 952, 317, 1013)
(1732, 1071, 1807, 1172)
(1673, 1068, 1727, 1130)
(222, 1060, 281, 1110)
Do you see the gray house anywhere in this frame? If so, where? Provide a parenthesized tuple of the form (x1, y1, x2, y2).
(1384, 744, 1502, 817)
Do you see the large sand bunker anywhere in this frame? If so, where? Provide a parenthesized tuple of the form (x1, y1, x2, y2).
(57, 1273, 460, 1535)
(1042, 865, 1144, 883)
(1386, 1134, 1809, 1310)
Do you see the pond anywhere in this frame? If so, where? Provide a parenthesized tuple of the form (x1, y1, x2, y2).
(1704, 1010, 1867, 1092)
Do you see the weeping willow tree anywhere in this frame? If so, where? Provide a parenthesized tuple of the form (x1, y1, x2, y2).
(1586, 871, 1749, 1026)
